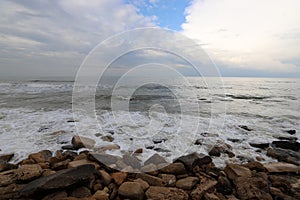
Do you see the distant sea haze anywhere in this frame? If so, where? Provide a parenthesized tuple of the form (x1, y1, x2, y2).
(0, 77, 299, 166)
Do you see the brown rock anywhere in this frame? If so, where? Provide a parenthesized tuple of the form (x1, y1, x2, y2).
(209, 146, 221, 157)
(0, 161, 17, 172)
(72, 135, 96, 149)
(176, 176, 199, 190)
(136, 173, 166, 186)
(118, 182, 144, 200)
(268, 175, 291, 192)
(204, 193, 221, 200)
(70, 186, 91, 198)
(159, 174, 176, 187)
(20, 158, 35, 165)
(242, 161, 266, 172)
(249, 142, 269, 149)
(93, 190, 109, 200)
(68, 159, 99, 169)
(216, 173, 233, 195)
(134, 148, 143, 154)
(145, 186, 188, 200)
(122, 154, 141, 169)
(175, 152, 212, 171)
(88, 152, 120, 166)
(98, 170, 112, 186)
(144, 153, 167, 166)
(42, 191, 68, 200)
(272, 140, 300, 151)
(267, 147, 300, 165)
(29, 150, 52, 163)
(159, 162, 186, 175)
(94, 144, 120, 152)
(51, 159, 70, 170)
(191, 176, 218, 200)
(133, 178, 150, 190)
(16, 164, 43, 181)
(111, 172, 127, 185)
(42, 170, 56, 177)
(224, 164, 251, 181)
(101, 135, 114, 142)
(264, 162, 300, 173)
(0, 183, 24, 199)
(0, 153, 14, 162)
(269, 187, 293, 200)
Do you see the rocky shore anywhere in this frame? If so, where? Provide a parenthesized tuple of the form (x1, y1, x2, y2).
(1, 134, 300, 200)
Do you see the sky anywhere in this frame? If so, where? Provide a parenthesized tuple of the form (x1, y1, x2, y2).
(0, 0, 300, 78)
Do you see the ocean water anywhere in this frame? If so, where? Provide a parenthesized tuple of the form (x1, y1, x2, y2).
(0, 77, 299, 167)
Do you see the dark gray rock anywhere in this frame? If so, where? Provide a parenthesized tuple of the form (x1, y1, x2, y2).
(272, 140, 300, 152)
(249, 142, 270, 149)
(174, 152, 212, 171)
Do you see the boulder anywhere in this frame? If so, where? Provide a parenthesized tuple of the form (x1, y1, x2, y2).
(176, 176, 199, 190)
(118, 182, 144, 200)
(272, 140, 300, 151)
(158, 174, 176, 187)
(144, 153, 167, 166)
(0, 153, 14, 162)
(98, 170, 112, 186)
(174, 152, 212, 171)
(224, 164, 251, 181)
(70, 186, 91, 198)
(93, 190, 109, 200)
(267, 147, 300, 165)
(29, 150, 52, 163)
(16, 164, 43, 181)
(145, 186, 188, 200)
(136, 173, 166, 186)
(159, 162, 186, 175)
(111, 172, 127, 185)
(133, 178, 150, 190)
(71, 135, 95, 149)
(190, 176, 218, 200)
(20, 164, 97, 197)
(122, 154, 141, 169)
(249, 142, 270, 149)
(263, 162, 300, 173)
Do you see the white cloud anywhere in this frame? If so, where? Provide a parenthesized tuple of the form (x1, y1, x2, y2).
(182, 0, 300, 74)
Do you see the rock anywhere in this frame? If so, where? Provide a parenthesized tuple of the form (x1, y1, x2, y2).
(144, 153, 167, 166)
(159, 163, 186, 175)
(136, 173, 166, 186)
(209, 146, 221, 157)
(111, 172, 127, 185)
(263, 162, 300, 173)
(269, 187, 293, 200)
(70, 186, 91, 198)
(20, 164, 97, 197)
(68, 159, 99, 169)
(286, 130, 296, 135)
(16, 164, 43, 181)
(0, 153, 14, 162)
(158, 174, 176, 187)
(145, 186, 188, 200)
(204, 193, 221, 200)
(141, 163, 158, 174)
(239, 125, 252, 131)
(174, 152, 212, 171)
(176, 176, 199, 190)
(118, 182, 144, 200)
(88, 152, 119, 165)
(216, 173, 233, 195)
(101, 135, 114, 142)
(93, 190, 109, 200)
(268, 175, 291, 193)
(0, 170, 17, 186)
(194, 139, 203, 145)
(273, 135, 298, 141)
(249, 142, 269, 149)
(190, 176, 218, 200)
(98, 170, 112, 186)
(71, 135, 95, 149)
(61, 145, 76, 150)
(242, 161, 266, 172)
(224, 164, 251, 181)
(0, 183, 24, 199)
(42, 191, 68, 200)
(42, 170, 56, 177)
(267, 147, 300, 165)
(0, 161, 17, 172)
(153, 138, 167, 144)
(94, 144, 120, 152)
(29, 150, 52, 163)
(134, 148, 143, 154)
(50, 130, 66, 135)
(272, 140, 300, 151)
(227, 138, 243, 143)
(133, 178, 150, 190)
(122, 154, 141, 169)
(51, 159, 70, 170)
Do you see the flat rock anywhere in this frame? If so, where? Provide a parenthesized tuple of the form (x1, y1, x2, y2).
(176, 176, 199, 190)
(159, 162, 186, 175)
(16, 164, 43, 181)
(119, 182, 144, 200)
(174, 152, 212, 171)
(190, 176, 218, 200)
(0, 153, 14, 162)
(122, 154, 141, 169)
(263, 162, 300, 173)
(272, 140, 300, 151)
(249, 142, 270, 149)
(71, 135, 95, 149)
(20, 164, 97, 197)
(29, 150, 52, 163)
(136, 173, 166, 186)
(145, 186, 188, 200)
(224, 164, 251, 181)
(144, 153, 167, 166)
(88, 152, 120, 165)
(68, 159, 99, 169)
(70, 186, 91, 198)
(267, 147, 300, 165)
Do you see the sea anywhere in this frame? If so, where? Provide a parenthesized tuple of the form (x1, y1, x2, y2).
(0, 77, 299, 167)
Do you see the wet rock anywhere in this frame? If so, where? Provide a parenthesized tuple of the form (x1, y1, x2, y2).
(269, 187, 293, 200)
(20, 164, 97, 197)
(118, 182, 144, 200)
(249, 142, 269, 149)
(61, 145, 76, 150)
(71, 135, 95, 149)
(209, 146, 221, 157)
(159, 162, 186, 175)
(153, 138, 167, 144)
(134, 178, 150, 190)
(194, 139, 203, 145)
(98, 170, 112, 186)
(42, 191, 68, 200)
(0, 183, 24, 199)
(122, 154, 141, 169)
(242, 161, 266, 172)
(101, 135, 114, 142)
(216, 173, 233, 195)
(16, 164, 43, 181)
(0, 161, 17, 172)
(29, 150, 52, 163)
(272, 140, 300, 151)
(0, 153, 14, 162)
(200, 132, 219, 137)
(145, 186, 188, 200)
(134, 148, 143, 154)
(50, 130, 66, 136)
(273, 135, 298, 141)
(286, 130, 296, 135)
(176, 176, 199, 190)
(93, 190, 109, 200)
(111, 172, 127, 185)
(174, 152, 212, 171)
(144, 153, 167, 166)
(154, 147, 171, 152)
(68, 159, 99, 169)
(94, 144, 120, 152)
(88, 152, 119, 165)
(239, 125, 252, 131)
(224, 164, 251, 181)
(227, 138, 244, 143)
(191, 176, 218, 200)
(158, 174, 176, 187)
(209, 142, 234, 158)
(51, 159, 70, 170)
(204, 193, 221, 200)
(70, 186, 91, 198)
(263, 162, 300, 173)
(136, 173, 166, 186)
(267, 147, 300, 165)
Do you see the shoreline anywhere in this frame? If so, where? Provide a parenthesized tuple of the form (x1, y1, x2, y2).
(1, 135, 300, 199)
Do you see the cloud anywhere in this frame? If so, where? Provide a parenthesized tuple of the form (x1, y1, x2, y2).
(182, 0, 300, 76)
(0, 0, 157, 77)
